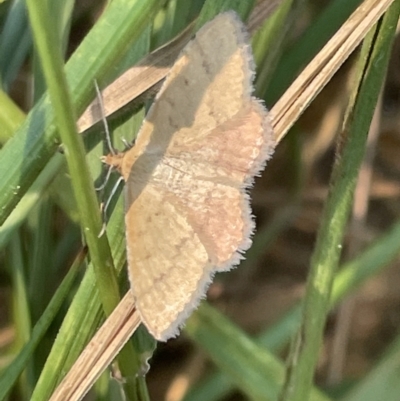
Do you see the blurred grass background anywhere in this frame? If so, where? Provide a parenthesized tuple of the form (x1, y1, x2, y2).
(1, 0, 400, 400)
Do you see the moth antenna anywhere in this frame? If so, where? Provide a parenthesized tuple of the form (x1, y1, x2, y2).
(94, 80, 116, 155)
(120, 137, 133, 150)
(94, 80, 123, 235)
(97, 176, 124, 237)
(95, 164, 113, 191)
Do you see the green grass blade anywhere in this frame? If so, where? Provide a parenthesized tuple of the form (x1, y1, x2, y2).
(31, 0, 75, 100)
(0, 154, 64, 249)
(279, 3, 400, 400)
(26, 0, 120, 315)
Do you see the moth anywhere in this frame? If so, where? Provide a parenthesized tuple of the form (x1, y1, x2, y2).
(104, 11, 275, 341)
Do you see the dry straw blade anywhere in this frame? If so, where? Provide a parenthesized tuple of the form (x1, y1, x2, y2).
(49, 291, 140, 401)
(271, 0, 395, 142)
(53, 0, 396, 400)
(77, 24, 194, 133)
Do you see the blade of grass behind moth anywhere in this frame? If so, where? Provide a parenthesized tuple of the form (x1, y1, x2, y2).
(0, 247, 86, 401)
(252, 0, 299, 98)
(26, 200, 55, 376)
(265, 0, 363, 104)
(279, 3, 400, 401)
(151, 0, 196, 48)
(195, 0, 256, 29)
(270, 0, 395, 142)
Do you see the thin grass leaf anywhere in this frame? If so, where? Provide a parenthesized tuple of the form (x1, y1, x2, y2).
(253, 0, 298, 97)
(10, 232, 35, 399)
(0, 155, 64, 249)
(27, 199, 55, 331)
(0, 90, 25, 142)
(9, 235, 31, 349)
(340, 334, 400, 401)
(32, 0, 75, 100)
(0, 248, 86, 400)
